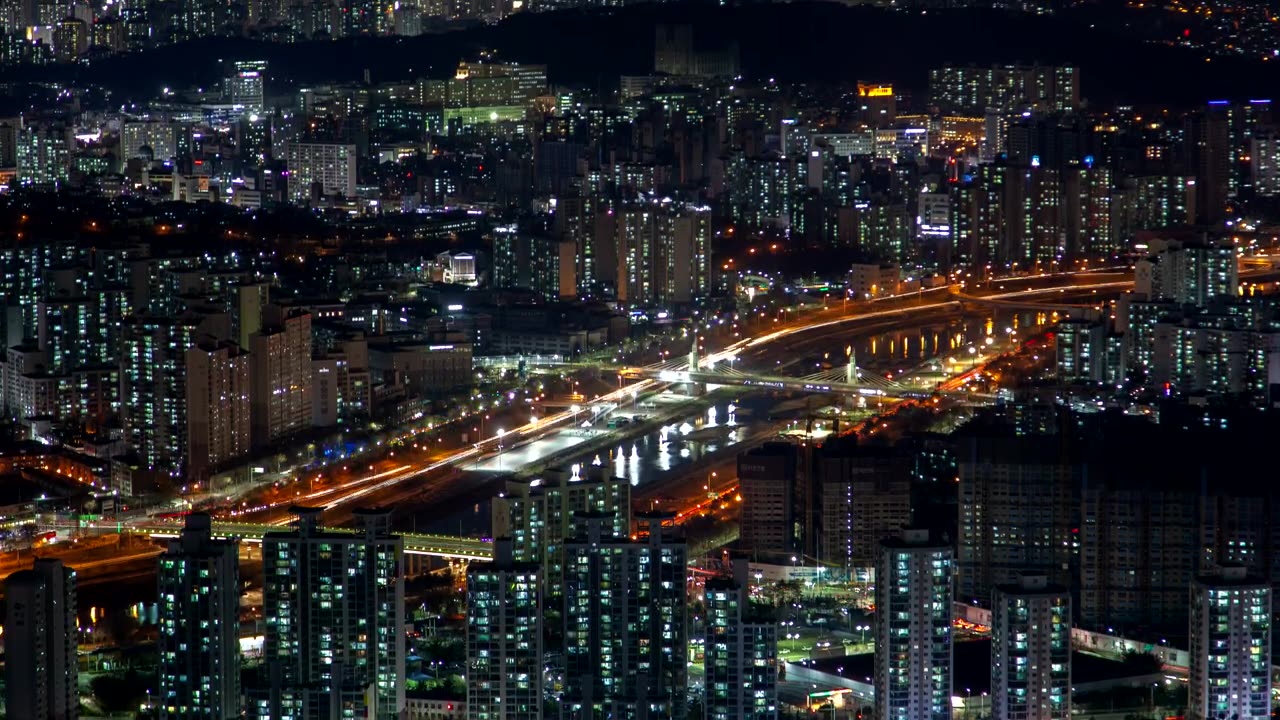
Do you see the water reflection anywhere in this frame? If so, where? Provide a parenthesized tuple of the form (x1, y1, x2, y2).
(586, 399, 767, 489)
(855, 310, 1045, 372)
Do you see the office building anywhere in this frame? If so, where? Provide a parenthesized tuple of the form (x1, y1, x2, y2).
(466, 539, 543, 720)
(158, 513, 241, 720)
(437, 251, 478, 285)
(262, 507, 405, 720)
(856, 81, 897, 127)
(367, 341, 472, 397)
(704, 563, 778, 720)
(562, 512, 688, 720)
(875, 528, 953, 720)
(991, 574, 1071, 720)
(228, 60, 267, 113)
(1188, 565, 1270, 720)
(4, 558, 78, 720)
(284, 142, 357, 203)
(250, 305, 312, 448)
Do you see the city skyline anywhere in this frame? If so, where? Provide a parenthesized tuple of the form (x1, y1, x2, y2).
(0, 0, 1279, 717)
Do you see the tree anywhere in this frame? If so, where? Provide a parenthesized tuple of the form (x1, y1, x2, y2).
(1120, 650, 1162, 674)
(105, 611, 141, 648)
(89, 669, 155, 714)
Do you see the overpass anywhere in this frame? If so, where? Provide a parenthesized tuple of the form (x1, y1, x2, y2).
(951, 281, 1131, 313)
(105, 520, 493, 560)
(473, 354, 572, 370)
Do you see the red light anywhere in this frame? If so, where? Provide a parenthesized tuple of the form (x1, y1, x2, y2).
(478, 164, 484, 171)
(1184, 28, 1190, 36)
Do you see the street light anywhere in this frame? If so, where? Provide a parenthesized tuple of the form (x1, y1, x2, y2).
(496, 429, 506, 470)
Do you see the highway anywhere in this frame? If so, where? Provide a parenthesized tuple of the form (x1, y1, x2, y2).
(5, 267, 1137, 581)
(140, 520, 492, 559)
(227, 270, 1134, 527)
(32, 268, 1132, 562)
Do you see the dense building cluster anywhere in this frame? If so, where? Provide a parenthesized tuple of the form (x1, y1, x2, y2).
(1, 1, 1279, 719)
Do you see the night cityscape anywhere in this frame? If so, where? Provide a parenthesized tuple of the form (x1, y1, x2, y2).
(0, 0, 1278, 717)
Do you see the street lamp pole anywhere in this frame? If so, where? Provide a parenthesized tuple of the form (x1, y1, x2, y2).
(496, 429, 506, 471)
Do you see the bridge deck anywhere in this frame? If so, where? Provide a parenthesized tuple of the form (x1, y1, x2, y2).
(122, 521, 493, 560)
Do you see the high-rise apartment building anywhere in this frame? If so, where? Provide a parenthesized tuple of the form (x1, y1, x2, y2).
(123, 313, 228, 478)
(928, 64, 1079, 115)
(4, 558, 78, 720)
(186, 339, 251, 481)
(956, 430, 1075, 602)
(1188, 565, 1271, 720)
(875, 528, 953, 720)
(1054, 318, 1106, 384)
(562, 512, 688, 720)
(704, 564, 778, 720)
(817, 440, 912, 573)
(991, 574, 1071, 720)
(491, 465, 630, 593)
(1252, 131, 1280, 197)
(610, 200, 712, 307)
(491, 229, 577, 301)
(158, 513, 241, 720)
(16, 122, 71, 187)
(38, 294, 95, 375)
(284, 142, 357, 204)
(262, 507, 405, 720)
(466, 539, 543, 720)
(250, 305, 312, 448)
(737, 442, 799, 555)
(1186, 106, 1231, 225)
(1137, 237, 1238, 306)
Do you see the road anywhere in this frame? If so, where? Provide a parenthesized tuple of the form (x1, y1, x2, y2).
(265, 272, 1139, 521)
(11, 268, 1139, 584)
(95, 270, 1137, 539)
